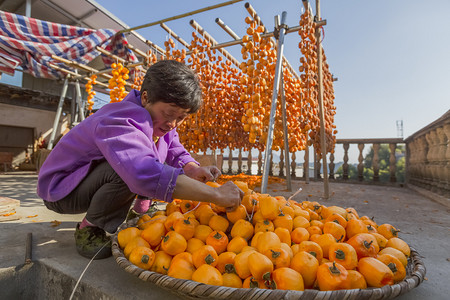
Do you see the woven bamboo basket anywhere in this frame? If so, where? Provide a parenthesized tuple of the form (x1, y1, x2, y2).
(112, 218, 426, 300)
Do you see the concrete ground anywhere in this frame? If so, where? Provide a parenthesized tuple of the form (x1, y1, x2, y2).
(0, 172, 449, 299)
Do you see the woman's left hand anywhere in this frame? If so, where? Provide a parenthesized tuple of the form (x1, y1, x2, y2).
(183, 163, 221, 183)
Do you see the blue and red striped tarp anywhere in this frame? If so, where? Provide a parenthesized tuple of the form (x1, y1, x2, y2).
(0, 10, 138, 79)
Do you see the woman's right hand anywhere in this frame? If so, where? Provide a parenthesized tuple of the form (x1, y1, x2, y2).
(214, 181, 244, 212)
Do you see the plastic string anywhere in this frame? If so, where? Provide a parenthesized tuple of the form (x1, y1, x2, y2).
(69, 240, 110, 300)
(288, 187, 303, 202)
(183, 201, 201, 216)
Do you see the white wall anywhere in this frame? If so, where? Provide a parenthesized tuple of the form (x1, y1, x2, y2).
(0, 103, 70, 164)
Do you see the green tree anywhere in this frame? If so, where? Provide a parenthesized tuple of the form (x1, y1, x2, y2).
(335, 164, 358, 180)
(335, 144, 405, 182)
(363, 144, 405, 182)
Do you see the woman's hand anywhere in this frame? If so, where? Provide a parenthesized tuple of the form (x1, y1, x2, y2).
(214, 181, 244, 212)
(173, 175, 243, 213)
(183, 162, 221, 183)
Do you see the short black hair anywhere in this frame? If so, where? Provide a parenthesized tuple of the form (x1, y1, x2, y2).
(140, 60, 202, 113)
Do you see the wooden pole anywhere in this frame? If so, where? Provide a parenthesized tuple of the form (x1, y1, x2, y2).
(315, 0, 330, 199)
(47, 76, 69, 150)
(215, 18, 241, 41)
(127, 44, 148, 59)
(280, 76, 292, 191)
(47, 63, 107, 88)
(50, 55, 135, 89)
(95, 46, 126, 64)
(118, 0, 243, 33)
(51, 55, 111, 79)
(160, 23, 191, 49)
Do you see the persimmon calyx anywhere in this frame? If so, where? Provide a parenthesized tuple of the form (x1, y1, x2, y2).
(391, 228, 400, 236)
(334, 249, 346, 260)
(363, 240, 373, 249)
(329, 261, 341, 275)
(270, 249, 281, 258)
(225, 263, 236, 274)
(249, 277, 259, 288)
(141, 254, 150, 264)
(262, 272, 271, 281)
(205, 254, 216, 265)
(387, 262, 398, 273)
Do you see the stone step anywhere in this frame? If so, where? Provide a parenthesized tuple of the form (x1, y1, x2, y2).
(0, 196, 20, 221)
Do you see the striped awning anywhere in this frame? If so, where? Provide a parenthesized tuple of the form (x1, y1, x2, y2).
(0, 10, 137, 79)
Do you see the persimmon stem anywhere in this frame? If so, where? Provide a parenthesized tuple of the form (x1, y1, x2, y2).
(271, 249, 281, 258)
(141, 254, 150, 264)
(205, 254, 216, 265)
(387, 262, 398, 273)
(329, 261, 341, 275)
(363, 240, 373, 249)
(334, 249, 345, 260)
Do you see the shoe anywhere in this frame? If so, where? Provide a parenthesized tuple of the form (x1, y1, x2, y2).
(74, 223, 112, 259)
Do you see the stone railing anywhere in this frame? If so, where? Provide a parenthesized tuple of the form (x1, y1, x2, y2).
(405, 110, 449, 197)
(332, 138, 405, 183)
(213, 137, 406, 185)
(201, 111, 449, 195)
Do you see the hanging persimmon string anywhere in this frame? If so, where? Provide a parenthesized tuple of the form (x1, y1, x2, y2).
(95, 8, 337, 159)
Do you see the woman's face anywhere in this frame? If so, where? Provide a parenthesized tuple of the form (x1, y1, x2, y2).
(141, 91, 190, 137)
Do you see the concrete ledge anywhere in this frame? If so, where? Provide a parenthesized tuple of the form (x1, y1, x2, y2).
(407, 184, 450, 208)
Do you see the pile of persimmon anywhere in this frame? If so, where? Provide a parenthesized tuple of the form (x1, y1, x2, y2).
(117, 180, 411, 291)
(216, 173, 285, 190)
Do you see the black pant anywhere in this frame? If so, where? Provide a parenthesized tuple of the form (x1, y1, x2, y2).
(44, 160, 136, 233)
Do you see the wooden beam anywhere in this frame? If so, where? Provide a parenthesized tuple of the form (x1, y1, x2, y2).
(119, 0, 243, 33)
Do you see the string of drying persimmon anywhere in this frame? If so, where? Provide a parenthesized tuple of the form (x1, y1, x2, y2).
(178, 31, 248, 153)
(240, 16, 274, 148)
(85, 74, 97, 114)
(297, 10, 337, 158)
(177, 32, 211, 153)
(321, 53, 338, 155)
(108, 62, 129, 103)
(240, 16, 307, 154)
(131, 67, 144, 91)
(297, 10, 323, 155)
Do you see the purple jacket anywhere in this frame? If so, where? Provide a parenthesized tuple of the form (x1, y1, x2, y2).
(37, 90, 198, 203)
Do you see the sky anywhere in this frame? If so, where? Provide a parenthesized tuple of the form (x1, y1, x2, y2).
(4, 0, 447, 163)
(94, 0, 450, 142)
(91, 0, 450, 163)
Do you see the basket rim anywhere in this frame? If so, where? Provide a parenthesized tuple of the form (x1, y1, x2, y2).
(112, 218, 426, 300)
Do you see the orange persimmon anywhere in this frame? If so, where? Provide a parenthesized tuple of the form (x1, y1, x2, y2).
(328, 242, 358, 270)
(346, 233, 379, 259)
(357, 257, 394, 287)
(160, 231, 187, 256)
(316, 261, 350, 291)
(206, 230, 229, 254)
